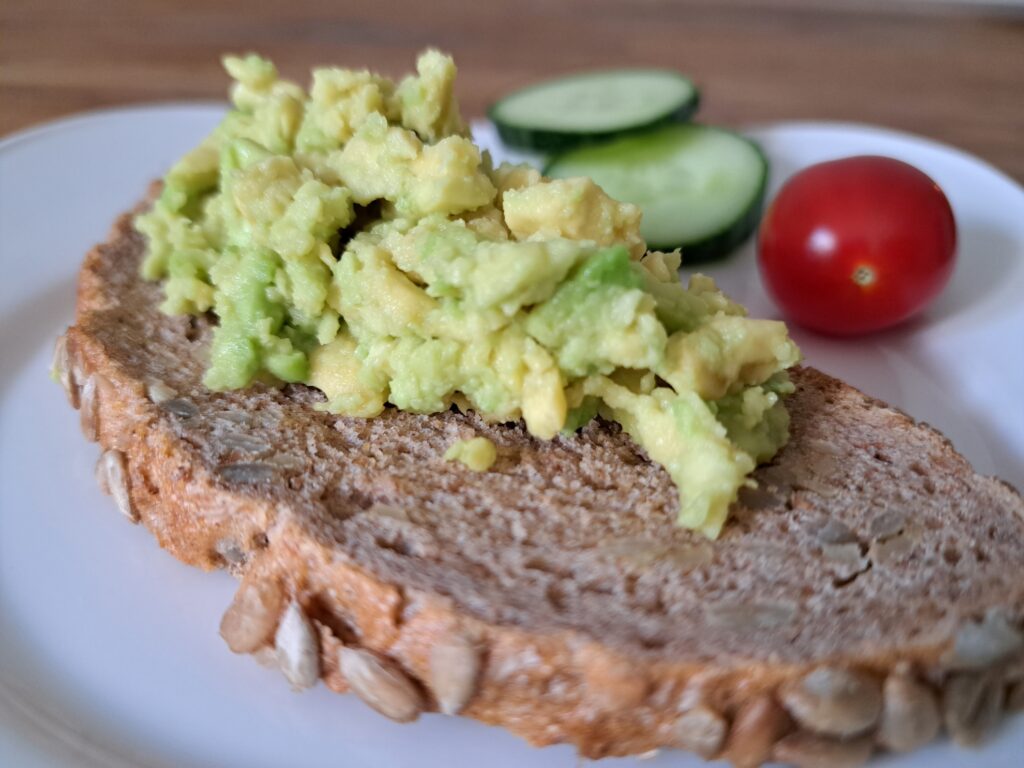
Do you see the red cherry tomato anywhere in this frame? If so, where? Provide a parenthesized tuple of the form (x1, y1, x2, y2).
(757, 155, 956, 335)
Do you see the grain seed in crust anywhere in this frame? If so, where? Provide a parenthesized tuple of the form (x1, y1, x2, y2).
(813, 518, 858, 546)
(217, 462, 278, 485)
(868, 510, 906, 541)
(779, 667, 882, 737)
(340, 646, 424, 723)
(95, 449, 137, 523)
(429, 632, 482, 715)
(146, 380, 177, 404)
(943, 609, 1024, 671)
(52, 334, 80, 408)
(160, 397, 199, 419)
(79, 373, 99, 441)
(669, 704, 727, 759)
(722, 694, 793, 768)
(943, 670, 1005, 746)
(876, 666, 940, 752)
(220, 579, 284, 654)
(275, 600, 320, 691)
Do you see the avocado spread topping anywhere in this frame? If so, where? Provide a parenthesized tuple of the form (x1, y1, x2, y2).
(445, 437, 498, 472)
(136, 50, 800, 538)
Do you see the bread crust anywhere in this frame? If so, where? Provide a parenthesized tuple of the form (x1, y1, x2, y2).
(59, 202, 1024, 764)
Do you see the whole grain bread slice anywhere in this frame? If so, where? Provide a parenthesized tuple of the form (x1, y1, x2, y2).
(57, 195, 1024, 765)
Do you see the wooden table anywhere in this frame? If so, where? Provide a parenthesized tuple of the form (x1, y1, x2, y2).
(3, 0, 1023, 181)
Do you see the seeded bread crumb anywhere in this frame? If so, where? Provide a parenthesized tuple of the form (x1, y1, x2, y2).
(60, 198, 1024, 762)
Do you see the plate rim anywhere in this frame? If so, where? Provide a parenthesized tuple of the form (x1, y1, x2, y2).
(4, 102, 1023, 200)
(2, 103, 1022, 768)
(0, 101, 227, 152)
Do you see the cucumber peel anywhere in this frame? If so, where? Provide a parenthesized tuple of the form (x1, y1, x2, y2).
(490, 69, 699, 153)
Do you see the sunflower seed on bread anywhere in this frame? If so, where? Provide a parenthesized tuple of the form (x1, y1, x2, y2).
(429, 631, 482, 715)
(275, 600, 320, 691)
(876, 666, 940, 752)
(340, 647, 424, 722)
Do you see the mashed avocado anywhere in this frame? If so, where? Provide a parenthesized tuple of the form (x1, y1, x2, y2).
(136, 50, 801, 538)
(445, 437, 498, 472)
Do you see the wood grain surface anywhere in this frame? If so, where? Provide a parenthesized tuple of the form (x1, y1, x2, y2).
(2, 0, 1023, 180)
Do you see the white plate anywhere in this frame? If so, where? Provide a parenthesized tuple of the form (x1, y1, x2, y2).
(1, 105, 1021, 768)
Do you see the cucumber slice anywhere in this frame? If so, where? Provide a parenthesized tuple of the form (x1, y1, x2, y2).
(545, 124, 768, 262)
(489, 70, 699, 152)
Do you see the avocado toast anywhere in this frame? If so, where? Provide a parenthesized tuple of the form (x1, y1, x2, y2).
(54, 49, 1024, 767)
(56, 196, 1024, 764)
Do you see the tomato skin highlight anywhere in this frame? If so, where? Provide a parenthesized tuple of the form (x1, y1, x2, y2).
(757, 155, 957, 335)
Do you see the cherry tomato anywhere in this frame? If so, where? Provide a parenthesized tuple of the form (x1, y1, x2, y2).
(757, 155, 956, 335)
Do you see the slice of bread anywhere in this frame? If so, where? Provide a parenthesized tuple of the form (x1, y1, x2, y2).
(57, 194, 1024, 765)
